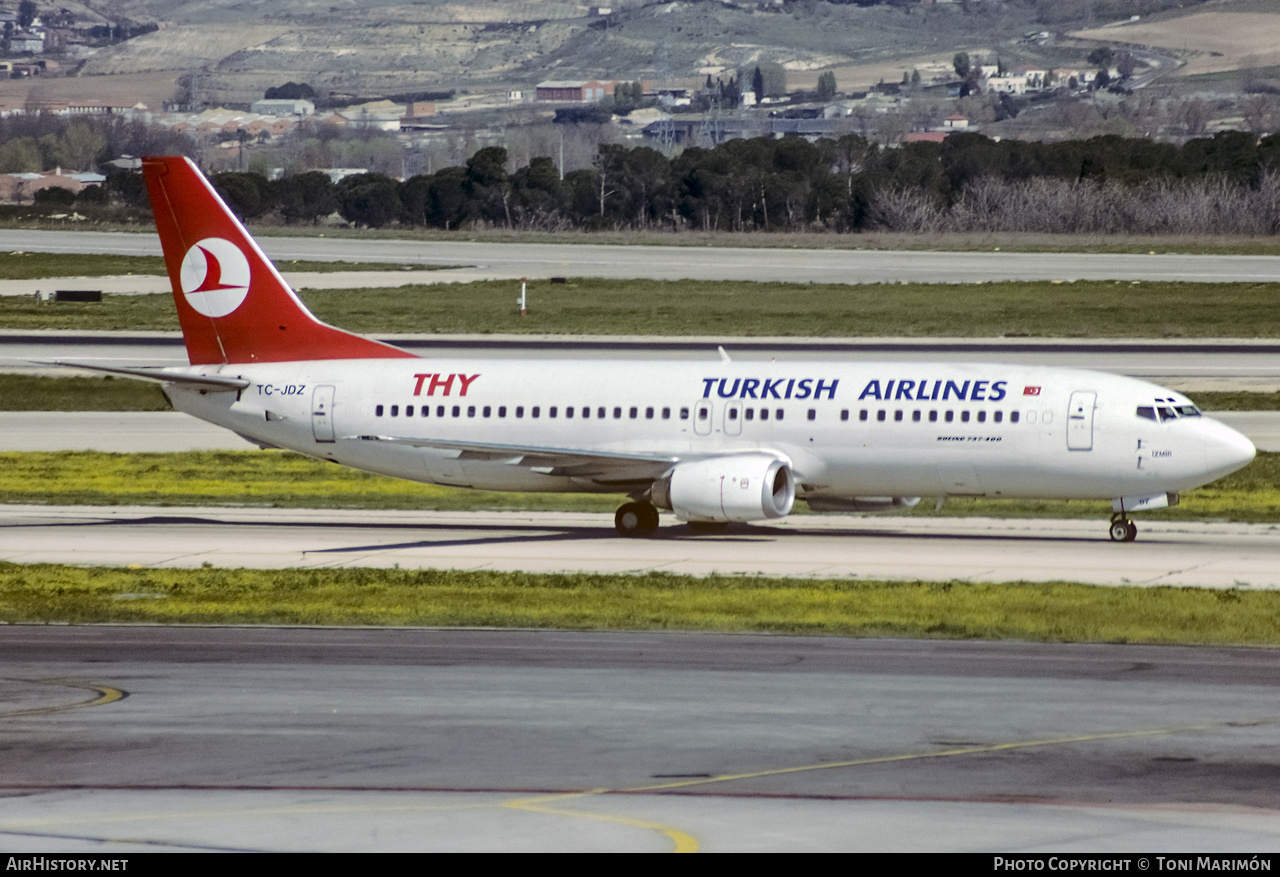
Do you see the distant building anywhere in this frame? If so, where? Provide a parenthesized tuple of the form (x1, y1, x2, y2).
(399, 102, 440, 131)
(536, 80, 616, 103)
(905, 131, 948, 144)
(943, 114, 969, 130)
(9, 35, 45, 53)
(0, 169, 106, 202)
(250, 98, 315, 116)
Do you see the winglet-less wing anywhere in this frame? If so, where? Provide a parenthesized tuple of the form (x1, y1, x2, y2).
(42, 361, 251, 392)
(349, 434, 680, 481)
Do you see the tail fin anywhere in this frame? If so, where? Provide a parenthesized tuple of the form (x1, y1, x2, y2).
(143, 156, 415, 365)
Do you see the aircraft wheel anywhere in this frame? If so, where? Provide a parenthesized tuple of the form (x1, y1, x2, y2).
(1109, 517, 1138, 543)
(615, 502, 659, 536)
(687, 521, 729, 534)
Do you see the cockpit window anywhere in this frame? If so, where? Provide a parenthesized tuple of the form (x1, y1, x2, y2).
(1136, 406, 1157, 421)
(1158, 406, 1177, 421)
(1175, 405, 1201, 417)
(1140, 401, 1201, 423)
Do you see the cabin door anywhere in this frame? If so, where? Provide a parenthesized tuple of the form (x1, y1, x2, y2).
(312, 385, 336, 443)
(1066, 391, 1096, 451)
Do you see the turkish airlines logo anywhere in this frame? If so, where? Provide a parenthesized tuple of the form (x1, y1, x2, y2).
(179, 238, 250, 318)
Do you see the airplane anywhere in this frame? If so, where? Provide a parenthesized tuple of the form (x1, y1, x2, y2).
(55, 156, 1257, 542)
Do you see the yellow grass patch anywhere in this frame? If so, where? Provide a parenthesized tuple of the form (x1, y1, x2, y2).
(1072, 12, 1280, 77)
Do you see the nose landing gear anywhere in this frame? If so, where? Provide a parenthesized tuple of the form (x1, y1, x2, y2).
(1109, 514, 1138, 543)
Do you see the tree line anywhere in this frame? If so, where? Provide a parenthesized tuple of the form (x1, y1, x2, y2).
(208, 131, 1280, 235)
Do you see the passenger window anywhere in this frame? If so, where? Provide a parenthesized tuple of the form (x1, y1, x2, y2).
(483, 406, 491, 417)
(761, 409, 769, 421)
(662, 407, 671, 419)
(499, 406, 506, 418)
(961, 411, 970, 422)
(729, 408, 738, 420)
(912, 410, 921, 422)
(840, 410, 849, 421)
(375, 405, 384, 417)
(977, 411, 986, 423)
(680, 407, 690, 420)
(614, 407, 622, 419)
(550, 406, 558, 418)
(945, 411, 954, 422)
(776, 409, 784, 421)
(532, 406, 540, 418)
(698, 408, 708, 421)
(565, 407, 573, 419)
(646, 407, 654, 419)
(894, 410, 903, 422)
(929, 411, 937, 422)
(993, 411, 1002, 423)
(391, 405, 399, 417)
(406, 405, 414, 417)
(516, 406, 524, 418)
(877, 410, 886, 422)
(437, 405, 445, 417)
(630, 407, 638, 419)
(599, 407, 607, 419)
(467, 406, 475, 417)
(859, 410, 868, 422)
(807, 409, 816, 421)
(1010, 411, 1019, 424)
(746, 409, 755, 421)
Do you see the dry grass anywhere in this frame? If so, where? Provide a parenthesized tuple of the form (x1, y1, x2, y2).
(1072, 12, 1280, 77)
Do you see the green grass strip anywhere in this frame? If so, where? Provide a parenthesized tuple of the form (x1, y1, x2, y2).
(3, 563, 1279, 645)
(0, 375, 171, 411)
(1, 450, 1277, 522)
(5, 279, 1280, 336)
(0, 252, 433, 280)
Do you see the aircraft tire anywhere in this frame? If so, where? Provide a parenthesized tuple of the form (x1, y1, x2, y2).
(615, 502, 659, 536)
(1109, 518, 1138, 542)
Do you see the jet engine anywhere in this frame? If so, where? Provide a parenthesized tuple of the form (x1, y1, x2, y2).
(651, 453, 795, 522)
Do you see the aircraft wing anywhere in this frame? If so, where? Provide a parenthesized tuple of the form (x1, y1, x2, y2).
(350, 434, 681, 482)
(44, 361, 251, 392)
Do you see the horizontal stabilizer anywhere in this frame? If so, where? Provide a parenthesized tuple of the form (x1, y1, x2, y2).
(43, 361, 251, 392)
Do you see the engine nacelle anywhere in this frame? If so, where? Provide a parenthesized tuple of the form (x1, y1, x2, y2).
(806, 496, 921, 513)
(652, 453, 795, 523)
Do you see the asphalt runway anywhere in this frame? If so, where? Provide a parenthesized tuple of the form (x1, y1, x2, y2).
(2, 626, 1279, 852)
(4, 505, 1279, 588)
(5, 229, 1280, 284)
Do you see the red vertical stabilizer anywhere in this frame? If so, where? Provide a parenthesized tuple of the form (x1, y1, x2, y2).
(143, 156, 416, 365)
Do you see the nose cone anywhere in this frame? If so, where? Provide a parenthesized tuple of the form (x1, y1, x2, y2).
(1202, 418, 1257, 482)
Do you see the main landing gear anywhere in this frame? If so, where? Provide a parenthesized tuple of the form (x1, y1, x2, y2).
(615, 501, 660, 536)
(1109, 513, 1138, 543)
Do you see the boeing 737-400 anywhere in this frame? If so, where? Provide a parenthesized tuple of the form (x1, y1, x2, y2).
(54, 157, 1257, 541)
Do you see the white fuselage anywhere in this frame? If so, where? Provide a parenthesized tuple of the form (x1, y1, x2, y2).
(165, 356, 1256, 506)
